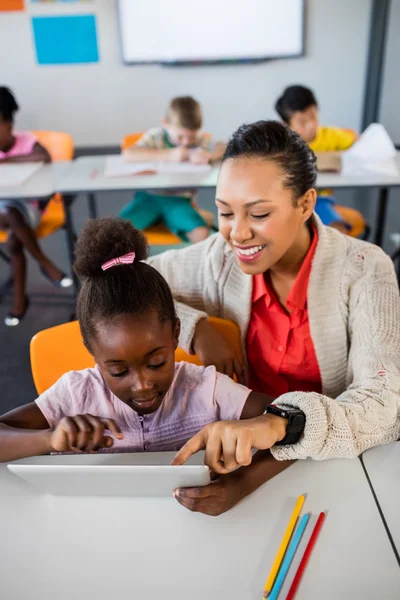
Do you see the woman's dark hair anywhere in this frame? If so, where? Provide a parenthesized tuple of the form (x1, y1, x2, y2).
(0, 87, 19, 122)
(223, 120, 317, 201)
(74, 217, 177, 347)
(275, 85, 318, 123)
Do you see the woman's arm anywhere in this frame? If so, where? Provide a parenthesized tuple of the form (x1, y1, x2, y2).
(271, 251, 400, 462)
(0, 142, 51, 164)
(146, 236, 221, 351)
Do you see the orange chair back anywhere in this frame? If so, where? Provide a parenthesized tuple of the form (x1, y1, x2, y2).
(30, 317, 242, 395)
(32, 130, 74, 162)
(121, 133, 144, 152)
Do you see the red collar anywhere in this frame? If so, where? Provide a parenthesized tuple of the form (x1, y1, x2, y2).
(253, 225, 318, 311)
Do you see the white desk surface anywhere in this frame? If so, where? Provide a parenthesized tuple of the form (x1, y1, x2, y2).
(0, 162, 70, 200)
(1, 456, 399, 600)
(56, 153, 400, 195)
(56, 155, 221, 193)
(362, 441, 400, 555)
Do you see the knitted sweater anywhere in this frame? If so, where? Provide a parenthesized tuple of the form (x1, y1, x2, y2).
(147, 216, 400, 462)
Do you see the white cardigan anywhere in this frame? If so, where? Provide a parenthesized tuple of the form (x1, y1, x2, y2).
(148, 216, 400, 462)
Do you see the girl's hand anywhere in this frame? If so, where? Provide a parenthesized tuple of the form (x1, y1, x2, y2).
(193, 319, 245, 383)
(173, 472, 243, 517)
(172, 415, 287, 474)
(50, 415, 123, 453)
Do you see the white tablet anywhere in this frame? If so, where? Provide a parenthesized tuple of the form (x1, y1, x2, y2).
(7, 451, 210, 497)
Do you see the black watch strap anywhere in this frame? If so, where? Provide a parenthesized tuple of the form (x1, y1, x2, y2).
(264, 405, 306, 446)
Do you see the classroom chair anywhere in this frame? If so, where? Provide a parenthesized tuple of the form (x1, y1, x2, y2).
(30, 317, 242, 395)
(0, 131, 75, 296)
(121, 133, 216, 245)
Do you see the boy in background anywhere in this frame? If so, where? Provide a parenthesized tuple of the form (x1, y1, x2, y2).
(121, 96, 225, 243)
(275, 85, 365, 236)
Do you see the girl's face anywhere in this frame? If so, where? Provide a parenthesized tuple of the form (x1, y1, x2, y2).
(90, 312, 180, 415)
(216, 157, 315, 276)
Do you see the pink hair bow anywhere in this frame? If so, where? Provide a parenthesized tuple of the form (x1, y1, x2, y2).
(101, 252, 136, 271)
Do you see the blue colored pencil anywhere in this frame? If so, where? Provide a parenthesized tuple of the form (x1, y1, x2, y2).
(267, 513, 310, 600)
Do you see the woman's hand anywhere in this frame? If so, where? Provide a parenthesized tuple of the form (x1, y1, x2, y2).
(174, 451, 293, 516)
(50, 415, 123, 453)
(172, 415, 287, 474)
(174, 472, 243, 517)
(193, 319, 245, 383)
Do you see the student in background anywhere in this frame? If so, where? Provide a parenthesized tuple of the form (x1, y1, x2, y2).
(0, 217, 290, 516)
(275, 85, 364, 235)
(0, 87, 72, 326)
(121, 96, 225, 243)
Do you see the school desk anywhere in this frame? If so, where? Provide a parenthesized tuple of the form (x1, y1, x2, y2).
(1, 455, 399, 600)
(362, 441, 400, 561)
(56, 152, 400, 248)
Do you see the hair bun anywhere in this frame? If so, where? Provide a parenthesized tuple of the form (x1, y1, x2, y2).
(74, 217, 149, 279)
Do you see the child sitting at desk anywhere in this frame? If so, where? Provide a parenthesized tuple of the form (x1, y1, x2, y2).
(120, 96, 225, 243)
(0, 87, 72, 326)
(275, 85, 365, 236)
(0, 217, 290, 516)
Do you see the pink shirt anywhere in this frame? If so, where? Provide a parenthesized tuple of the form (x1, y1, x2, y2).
(0, 131, 37, 159)
(35, 362, 251, 453)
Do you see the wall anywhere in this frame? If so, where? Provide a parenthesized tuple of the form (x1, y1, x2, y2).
(0, 0, 372, 147)
(379, 0, 400, 144)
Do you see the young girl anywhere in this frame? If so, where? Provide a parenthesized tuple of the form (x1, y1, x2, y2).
(0, 217, 290, 515)
(0, 87, 72, 326)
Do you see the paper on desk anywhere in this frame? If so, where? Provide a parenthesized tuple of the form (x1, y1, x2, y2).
(0, 162, 44, 187)
(342, 124, 399, 176)
(104, 155, 212, 178)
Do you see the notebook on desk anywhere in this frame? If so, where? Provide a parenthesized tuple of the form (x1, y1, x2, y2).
(0, 163, 44, 187)
(104, 155, 212, 178)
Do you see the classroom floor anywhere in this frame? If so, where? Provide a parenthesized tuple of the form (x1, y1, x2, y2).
(1, 172, 400, 415)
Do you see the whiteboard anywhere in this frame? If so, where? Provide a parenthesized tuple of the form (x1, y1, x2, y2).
(118, 0, 304, 64)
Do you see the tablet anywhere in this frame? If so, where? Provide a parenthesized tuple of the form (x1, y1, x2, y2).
(7, 451, 210, 497)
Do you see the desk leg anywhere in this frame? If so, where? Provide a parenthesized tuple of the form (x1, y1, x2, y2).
(374, 187, 389, 247)
(88, 192, 98, 219)
(62, 194, 79, 293)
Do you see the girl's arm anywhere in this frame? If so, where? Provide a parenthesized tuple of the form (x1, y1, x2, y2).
(0, 142, 51, 164)
(240, 391, 274, 419)
(0, 403, 53, 462)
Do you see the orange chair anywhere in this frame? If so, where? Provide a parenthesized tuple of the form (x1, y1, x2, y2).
(121, 133, 216, 245)
(0, 131, 74, 248)
(30, 317, 242, 395)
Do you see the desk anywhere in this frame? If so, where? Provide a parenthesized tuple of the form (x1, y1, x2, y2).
(57, 153, 400, 248)
(362, 442, 400, 560)
(1, 456, 399, 600)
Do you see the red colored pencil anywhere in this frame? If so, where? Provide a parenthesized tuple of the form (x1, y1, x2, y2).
(286, 512, 326, 600)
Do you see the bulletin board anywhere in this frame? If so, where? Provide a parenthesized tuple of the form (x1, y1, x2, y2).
(118, 0, 305, 65)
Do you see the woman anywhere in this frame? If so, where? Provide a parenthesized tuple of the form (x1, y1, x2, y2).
(148, 121, 400, 511)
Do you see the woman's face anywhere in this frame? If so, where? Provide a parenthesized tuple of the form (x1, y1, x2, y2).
(216, 157, 315, 275)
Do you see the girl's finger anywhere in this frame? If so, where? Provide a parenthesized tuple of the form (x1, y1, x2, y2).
(73, 415, 94, 451)
(102, 418, 124, 439)
(85, 415, 106, 450)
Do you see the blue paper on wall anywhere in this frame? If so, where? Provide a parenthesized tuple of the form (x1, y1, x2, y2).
(32, 15, 99, 65)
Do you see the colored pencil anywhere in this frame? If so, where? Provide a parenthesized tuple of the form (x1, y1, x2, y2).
(267, 513, 310, 600)
(262, 495, 305, 598)
(285, 512, 326, 600)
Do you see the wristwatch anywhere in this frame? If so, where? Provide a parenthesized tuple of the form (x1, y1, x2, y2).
(264, 404, 306, 446)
